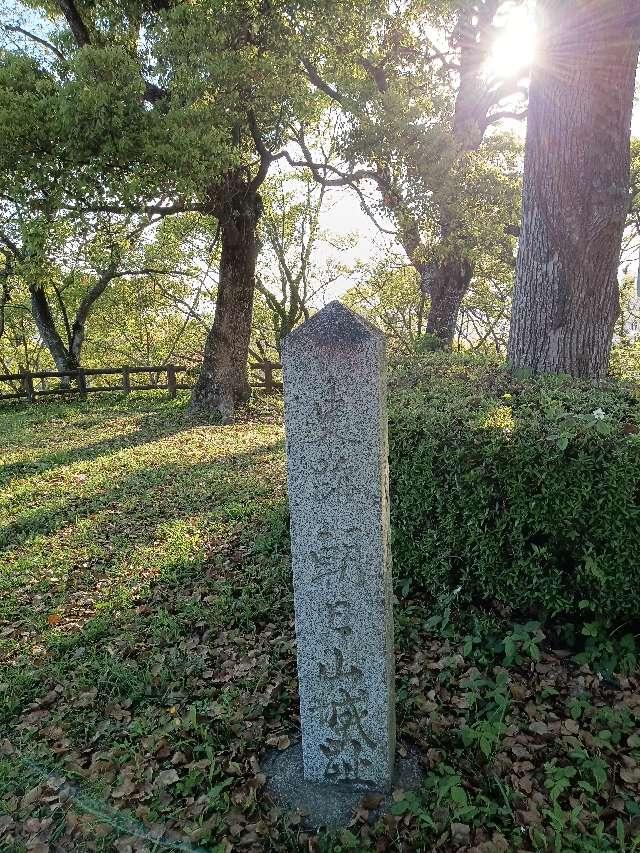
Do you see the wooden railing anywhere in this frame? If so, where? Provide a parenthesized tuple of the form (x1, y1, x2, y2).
(0, 362, 282, 402)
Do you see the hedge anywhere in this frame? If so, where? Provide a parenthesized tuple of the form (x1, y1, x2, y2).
(387, 353, 640, 625)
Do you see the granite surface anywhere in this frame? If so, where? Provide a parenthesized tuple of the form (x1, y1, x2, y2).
(281, 301, 396, 790)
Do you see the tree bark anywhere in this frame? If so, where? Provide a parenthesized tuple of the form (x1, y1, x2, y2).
(420, 258, 473, 347)
(30, 285, 76, 379)
(68, 267, 117, 366)
(189, 175, 262, 419)
(508, 0, 640, 378)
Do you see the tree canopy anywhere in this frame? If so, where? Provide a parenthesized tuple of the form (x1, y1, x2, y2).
(1, 0, 639, 401)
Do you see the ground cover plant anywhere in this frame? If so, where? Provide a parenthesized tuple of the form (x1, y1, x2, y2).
(0, 391, 639, 852)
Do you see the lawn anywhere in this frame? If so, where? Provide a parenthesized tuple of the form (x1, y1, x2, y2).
(0, 394, 639, 853)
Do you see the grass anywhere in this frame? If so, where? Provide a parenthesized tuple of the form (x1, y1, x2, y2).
(1, 393, 294, 850)
(0, 393, 639, 852)
(0, 393, 286, 681)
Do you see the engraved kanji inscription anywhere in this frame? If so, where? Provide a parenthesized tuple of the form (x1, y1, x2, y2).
(318, 648, 363, 682)
(327, 600, 352, 637)
(311, 688, 377, 750)
(312, 688, 379, 783)
(307, 447, 355, 499)
(309, 527, 365, 586)
(282, 301, 395, 788)
(321, 738, 374, 784)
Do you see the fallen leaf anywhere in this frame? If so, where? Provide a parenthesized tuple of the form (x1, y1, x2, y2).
(519, 810, 541, 826)
(111, 779, 136, 799)
(74, 689, 97, 708)
(451, 822, 470, 845)
(620, 767, 640, 785)
(155, 769, 179, 788)
(361, 793, 384, 810)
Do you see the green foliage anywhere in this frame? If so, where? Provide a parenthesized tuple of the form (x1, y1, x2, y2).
(0, 209, 214, 377)
(459, 670, 510, 760)
(610, 274, 640, 383)
(317, 1, 524, 346)
(574, 620, 639, 677)
(343, 262, 426, 354)
(501, 620, 544, 665)
(389, 352, 640, 626)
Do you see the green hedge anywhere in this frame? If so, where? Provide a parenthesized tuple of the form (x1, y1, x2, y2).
(388, 353, 640, 625)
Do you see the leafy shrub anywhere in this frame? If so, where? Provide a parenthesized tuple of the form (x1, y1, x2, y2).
(388, 352, 640, 626)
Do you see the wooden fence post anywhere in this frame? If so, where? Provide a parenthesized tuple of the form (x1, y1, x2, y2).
(77, 369, 87, 399)
(21, 371, 35, 403)
(122, 367, 131, 394)
(167, 366, 177, 399)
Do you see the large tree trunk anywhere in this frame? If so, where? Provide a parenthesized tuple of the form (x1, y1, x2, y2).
(508, 0, 640, 378)
(30, 285, 75, 383)
(190, 176, 262, 420)
(421, 258, 473, 347)
(409, 6, 506, 348)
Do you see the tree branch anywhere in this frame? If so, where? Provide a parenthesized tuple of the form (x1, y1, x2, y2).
(144, 81, 169, 104)
(247, 110, 274, 191)
(485, 77, 529, 110)
(483, 108, 528, 128)
(422, 35, 459, 71)
(358, 56, 388, 93)
(287, 132, 379, 187)
(3, 25, 66, 61)
(61, 201, 204, 216)
(54, 0, 90, 46)
(0, 232, 23, 259)
(301, 58, 346, 105)
(0, 262, 13, 340)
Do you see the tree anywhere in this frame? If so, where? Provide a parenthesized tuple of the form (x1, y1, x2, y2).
(507, 0, 640, 378)
(344, 244, 514, 355)
(296, 0, 527, 347)
(0, 193, 202, 381)
(1, 1, 370, 417)
(621, 137, 640, 267)
(609, 272, 640, 381)
(0, 274, 46, 379)
(0, 24, 213, 380)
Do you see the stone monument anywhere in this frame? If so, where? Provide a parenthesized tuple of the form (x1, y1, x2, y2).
(264, 301, 418, 827)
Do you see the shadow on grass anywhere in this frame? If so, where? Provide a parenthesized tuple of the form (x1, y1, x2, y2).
(0, 398, 295, 851)
(0, 434, 287, 677)
(0, 399, 192, 487)
(0, 430, 284, 553)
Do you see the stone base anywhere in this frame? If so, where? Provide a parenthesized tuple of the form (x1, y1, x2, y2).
(263, 742, 424, 830)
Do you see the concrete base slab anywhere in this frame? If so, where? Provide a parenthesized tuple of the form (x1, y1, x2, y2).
(263, 742, 424, 830)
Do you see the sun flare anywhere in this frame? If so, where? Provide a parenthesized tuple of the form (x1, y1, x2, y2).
(485, 3, 537, 81)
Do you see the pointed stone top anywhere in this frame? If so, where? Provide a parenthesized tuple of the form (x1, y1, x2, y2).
(283, 300, 382, 350)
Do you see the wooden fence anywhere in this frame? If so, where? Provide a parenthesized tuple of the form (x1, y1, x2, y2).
(0, 362, 282, 403)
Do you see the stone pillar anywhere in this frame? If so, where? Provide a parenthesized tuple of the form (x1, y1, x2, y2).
(282, 300, 395, 790)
